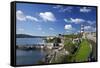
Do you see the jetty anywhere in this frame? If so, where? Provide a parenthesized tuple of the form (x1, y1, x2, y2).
(17, 44, 45, 50)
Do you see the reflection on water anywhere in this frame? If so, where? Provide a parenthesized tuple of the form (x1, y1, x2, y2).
(16, 38, 45, 45)
(16, 49, 46, 65)
(16, 38, 46, 65)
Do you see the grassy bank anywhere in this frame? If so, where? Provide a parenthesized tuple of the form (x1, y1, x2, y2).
(73, 39, 91, 62)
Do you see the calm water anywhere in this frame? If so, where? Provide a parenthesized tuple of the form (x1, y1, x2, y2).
(16, 38, 46, 65)
(16, 38, 45, 45)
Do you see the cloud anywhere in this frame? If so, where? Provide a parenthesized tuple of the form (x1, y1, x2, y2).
(37, 27, 42, 30)
(16, 10, 39, 22)
(80, 7, 91, 12)
(42, 32, 45, 34)
(64, 18, 85, 24)
(84, 26, 96, 32)
(17, 28, 34, 35)
(70, 18, 85, 24)
(26, 16, 38, 22)
(49, 27, 54, 31)
(17, 28, 25, 34)
(53, 5, 73, 12)
(18, 28, 24, 31)
(77, 30, 81, 33)
(64, 24, 72, 30)
(84, 26, 91, 29)
(16, 10, 26, 21)
(87, 20, 96, 25)
(64, 25, 78, 34)
(60, 6, 73, 12)
(25, 32, 34, 36)
(39, 12, 56, 22)
(53, 5, 62, 9)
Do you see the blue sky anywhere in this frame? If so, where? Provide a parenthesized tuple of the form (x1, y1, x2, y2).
(16, 3, 97, 36)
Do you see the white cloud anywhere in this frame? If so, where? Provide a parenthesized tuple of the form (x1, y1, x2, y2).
(64, 24, 72, 30)
(84, 26, 91, 29)
(42, 32, 45, 34)
(17, 28, 25, 34)
(39, 12, 56, 22)
(60, 6, 73, 12)
(84, 26, 96, 32)
(77, 30, 81, 33)
(70, 18, 85, 24)
(26, 16, 38, 22)
(94, 27, 96, 31)
(64, 18, 85, 24)
(16, 10, 38, 22)
(18, 28, 24, 31)
(53, 5, 62, 9)
(87, 20, 96, 25)
(53, 5, 73, 12)
(16, 10, 26, 21)
(64, 24, 77, 34)
(37, 27, 42, 30)
(17, 28, 34, 35)
(80, 7, 91, 12)
(49, 27, 54, 31)
(25, 32, 34, 36)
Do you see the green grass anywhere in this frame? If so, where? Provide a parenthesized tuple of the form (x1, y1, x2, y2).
(64, 34, 81, 39)
(50, 38, 91, 63)
(73, 39, 91, 62)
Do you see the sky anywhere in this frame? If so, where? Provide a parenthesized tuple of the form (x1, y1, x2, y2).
(16, 3, 97, 36)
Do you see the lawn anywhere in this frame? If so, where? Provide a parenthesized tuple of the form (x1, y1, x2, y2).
(73, 39, 91, 62)
(64, 34, 81, 39)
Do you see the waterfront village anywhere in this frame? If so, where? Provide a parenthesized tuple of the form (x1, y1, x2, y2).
(17, 25, 96, 64)
(17, 33, 96, 64)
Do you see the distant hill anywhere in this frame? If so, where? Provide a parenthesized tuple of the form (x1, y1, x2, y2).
(16, 34, 46, 38)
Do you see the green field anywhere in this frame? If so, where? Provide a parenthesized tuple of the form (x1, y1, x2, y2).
(73, 39, 91, 62)
(64, 34, 81, 39)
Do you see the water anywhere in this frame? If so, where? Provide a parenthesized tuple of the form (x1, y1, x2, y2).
(16, 49, 46, 65)
(16, 38, 45, 45)
(16, 38, 46, 65)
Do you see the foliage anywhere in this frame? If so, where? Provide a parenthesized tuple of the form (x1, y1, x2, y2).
(44, 37, 61, 43)
(64, 40, 78, 54)
(53, 37, 61, 43)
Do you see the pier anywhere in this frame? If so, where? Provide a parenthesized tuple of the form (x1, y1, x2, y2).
(16, 43, 57, 50)
(16, 44, 45, 50)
